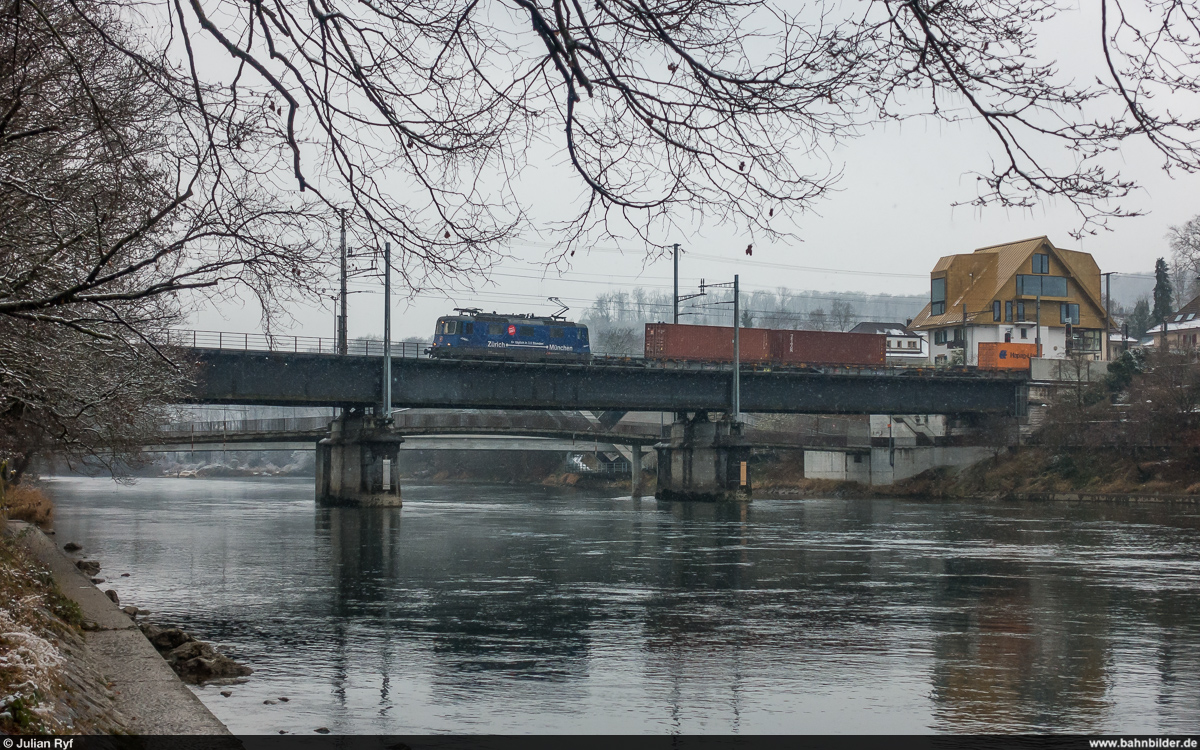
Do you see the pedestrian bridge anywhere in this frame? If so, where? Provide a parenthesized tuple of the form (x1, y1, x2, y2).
(146, 410, 852, 453)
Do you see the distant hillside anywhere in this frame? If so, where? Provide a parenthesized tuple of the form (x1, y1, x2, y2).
(582, 287, 928, 354)
(1108, 274, 1155, 309)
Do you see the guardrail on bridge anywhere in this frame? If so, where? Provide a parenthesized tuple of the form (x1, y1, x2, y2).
(162, 330, 425, 358)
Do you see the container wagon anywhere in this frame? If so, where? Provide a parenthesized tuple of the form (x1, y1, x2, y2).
(644, 323, 884, 367)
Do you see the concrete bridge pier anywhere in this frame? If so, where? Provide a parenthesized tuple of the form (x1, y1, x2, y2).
(630, 446, 644, 498)
(655, 412, 751, 502)
(316, 413, 403, 507)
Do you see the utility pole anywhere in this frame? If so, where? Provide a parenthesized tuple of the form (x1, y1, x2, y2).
(1102, 271, 1115, 360)
(1035, 294, 1042, 358)
(698, 275, 740, 420)
(733, 274, 740, 421)
(383, 241, 392, 421)
(673, 243, 680, 324)
(961, 304, 968, 365)
(338, 209, 348, 356)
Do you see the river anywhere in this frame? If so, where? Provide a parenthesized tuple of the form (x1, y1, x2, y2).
(42, 476, 1200, 734)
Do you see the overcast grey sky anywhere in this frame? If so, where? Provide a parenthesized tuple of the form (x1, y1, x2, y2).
(186, 3, 1200, 342)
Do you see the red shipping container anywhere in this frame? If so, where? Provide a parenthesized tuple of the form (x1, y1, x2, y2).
(644, 323, 771, 363)
(768, 329, 885, 366)
(644, 323, 883, 366)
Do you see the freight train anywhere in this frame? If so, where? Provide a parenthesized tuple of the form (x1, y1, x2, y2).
(643, 323, 885, 367)
(430, 310, 885, 367)
(429, 308, 591, 361)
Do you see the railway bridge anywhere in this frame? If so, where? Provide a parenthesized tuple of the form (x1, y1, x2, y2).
(167, 330, 1028, 505)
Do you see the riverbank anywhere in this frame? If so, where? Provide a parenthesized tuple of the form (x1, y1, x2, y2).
(756, 447, 1200, 502)
(1, 519, 231, 735)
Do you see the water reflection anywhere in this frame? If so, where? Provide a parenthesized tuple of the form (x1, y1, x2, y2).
(44, 478, 1200, 734)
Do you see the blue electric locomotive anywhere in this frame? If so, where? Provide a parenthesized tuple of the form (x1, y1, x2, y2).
(430, 307, 591, 361)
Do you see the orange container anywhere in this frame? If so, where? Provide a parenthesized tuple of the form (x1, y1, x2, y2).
(977, 342, 1037, 370)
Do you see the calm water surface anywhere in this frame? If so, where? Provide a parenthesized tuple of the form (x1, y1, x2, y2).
(43, 477, 1200, 734)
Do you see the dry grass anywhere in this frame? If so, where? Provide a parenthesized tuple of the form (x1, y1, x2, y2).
(0, 484, 54, 527)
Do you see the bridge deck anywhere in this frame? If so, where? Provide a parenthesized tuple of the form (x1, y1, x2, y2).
(185, 348, 1027, 415)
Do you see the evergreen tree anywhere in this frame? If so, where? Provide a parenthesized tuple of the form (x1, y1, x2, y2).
(1128, 298, 1153, 340)
(1152, 258, 1174, 326)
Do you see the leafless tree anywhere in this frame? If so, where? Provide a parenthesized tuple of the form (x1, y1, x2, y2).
(1170, 214, 1200, 303)
(38, 0, 1200, 263)
(830, 299, 855, 331)
(0, 0, 326, 476)
(594, 326, 641, 355)
(808, 308, 828, 331)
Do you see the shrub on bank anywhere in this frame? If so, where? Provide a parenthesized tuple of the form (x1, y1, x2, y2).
(0, 482, 54, 527)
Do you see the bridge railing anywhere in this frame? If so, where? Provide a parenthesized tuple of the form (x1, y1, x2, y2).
(160, 415, 333, 437)
(159, 412, 847, 449)
(161, 330, 425, 358)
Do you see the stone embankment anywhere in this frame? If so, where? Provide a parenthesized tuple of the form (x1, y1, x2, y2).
(2, 521, 233, 734)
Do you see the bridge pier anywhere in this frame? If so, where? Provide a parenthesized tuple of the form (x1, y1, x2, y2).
(630, 446, 644, 498)
(316, 413, 403, 507)
(655, 413, 751, 502)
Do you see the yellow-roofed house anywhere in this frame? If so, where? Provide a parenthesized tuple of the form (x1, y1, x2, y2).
(909, 237, 1109, 365)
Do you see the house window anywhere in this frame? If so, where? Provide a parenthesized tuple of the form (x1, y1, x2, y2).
(934, 329, 948, 345)
(1060, 303, 1080, 325)
(908, 340, 918, 349)
(1016, 302, 1026, 321)
(1005, 301, 1012, 322)
(1016, 275, 1068, 297)
(1020, 328, 1028, 339)
(1078, 329, 1101, 352)
(993, 300, 1001, 321)
(1032, 253, 1050, 274)
(931, 277, 946, 316)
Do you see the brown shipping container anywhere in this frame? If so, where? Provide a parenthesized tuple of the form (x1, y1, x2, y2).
(644, 323, 883, 366)
(644, 323, 771, 363)
(977, 342, 1037, 370)
(768, 329, 885, 366)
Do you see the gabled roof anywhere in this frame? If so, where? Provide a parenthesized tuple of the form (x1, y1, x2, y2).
(1169, 294, 1200, 322)
(910, 236, 1105, 330)
(849, 321, 918, 336)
